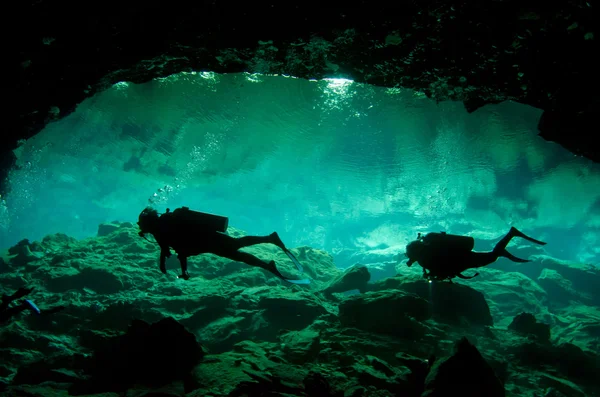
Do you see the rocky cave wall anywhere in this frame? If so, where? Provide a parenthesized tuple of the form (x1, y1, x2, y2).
(5, 0, 599, 195)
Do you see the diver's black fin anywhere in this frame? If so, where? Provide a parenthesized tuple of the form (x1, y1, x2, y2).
(24, 299, 41, 315)
(511, 227, 547, 246)
(284, 249, 304, 272)
(456, 272, 479, 279)
(284, 277, 311, 285)
(501, 249, 530, 263)
(265, 260, 310, 285)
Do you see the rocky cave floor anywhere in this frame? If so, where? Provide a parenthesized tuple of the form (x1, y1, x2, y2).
(1, 222, 599, 397)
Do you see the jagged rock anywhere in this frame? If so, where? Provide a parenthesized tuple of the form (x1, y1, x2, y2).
(552, 305, 600, 352)
(338, 290, 431, 339)
(364, 261, 398, 283)
(189, 342, 307, 396)
(508, 312, 551, 342)
(255, 290, 330, 331)
(466, 269, 548, 326)
(188, 341, 284, 396)
(322, 264, 371, 295)
(289, 246, 340, 284)
(395, 352, 430, 397)
(7, 239, 43, 267)
(349, 355, 410, 395)
(41, 232, 78, 247)
(280, 327, 321, 364)
(126, 381, 186, 397)
(194, 315, 251, 353)
(423, 337, 505, 397)
(178, 294, 232, 330)
(537, 268, 588, 306)
(303, 371, 339, 397)
(502, 256, 600, 306)
(42, 266, 124, 294)
(71, 317, 203, 394)
(538, 374, 586, 397)
(2, 222, 600, 397)
(367, 277, 493, 327)
(97, 222, 120, 237)
(106, 228, 139, 245)
(513, 342, 599, 387)
(11, 353, 88, 386)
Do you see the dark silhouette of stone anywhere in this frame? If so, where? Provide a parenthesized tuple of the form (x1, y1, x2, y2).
(423, 337, 505, 397)
(368, 278, 493, 327)
(323, 264, 371, 295)
(70, 317, 203, 394)
(508, 312, 551, 342)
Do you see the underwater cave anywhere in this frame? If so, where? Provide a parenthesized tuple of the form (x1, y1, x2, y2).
(2, 2, 600, 396)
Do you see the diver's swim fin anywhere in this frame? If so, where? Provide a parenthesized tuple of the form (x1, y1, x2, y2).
(24, 299, 41, 315)
(284, 277, 311, 285)
(501, 250, 530, 263)
(284, 249, 304, 272)
(269, 232, 304, 272)
(511, 227, 546, 246)
(266, 260, 310, 285)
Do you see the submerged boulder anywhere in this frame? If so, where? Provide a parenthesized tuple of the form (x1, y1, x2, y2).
(338, 289, 431, 339)
(322, 264, 371, 295)
(423, 337, 505, 397)
(97, 222, 120, 237)
(7, 238, 43, 268)
(367, 277, 493, 327)
(537, 268, 586, 306)
(71, 317, 204, 394)
(508, 312, 551, 343)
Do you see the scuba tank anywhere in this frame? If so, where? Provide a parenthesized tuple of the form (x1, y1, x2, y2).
(420, 231, 474, 253)
(169, 206, 229, 233)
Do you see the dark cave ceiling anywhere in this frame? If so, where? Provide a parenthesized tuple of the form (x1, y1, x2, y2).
(4, 0, 598, 195)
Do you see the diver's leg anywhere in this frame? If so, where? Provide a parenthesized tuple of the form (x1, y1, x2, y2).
(218, 234, 272, 250)
(177, 255, 190, 280)
(493, 228, 517, 253)
(510, 227, 546, 245)
(494, 227, 546, 252)
(491, 227, 543, 263)
(470, 252, 501, 268)
(214, 232, 287, 251)
(219, 250, 286, 279)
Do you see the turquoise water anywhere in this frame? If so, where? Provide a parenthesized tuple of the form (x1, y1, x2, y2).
(1, 72, 599, 265)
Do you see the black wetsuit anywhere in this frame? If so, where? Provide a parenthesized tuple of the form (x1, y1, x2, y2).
(152, 211, 279, 278)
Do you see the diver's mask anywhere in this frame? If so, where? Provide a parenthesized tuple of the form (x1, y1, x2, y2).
(137, 207, 160, 242)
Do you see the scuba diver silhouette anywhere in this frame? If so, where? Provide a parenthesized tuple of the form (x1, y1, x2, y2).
(405, 227, 546, 281)
(137, 206, 310, 284)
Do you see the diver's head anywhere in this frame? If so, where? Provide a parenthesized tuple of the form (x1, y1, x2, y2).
(405, 240, 425, 262)
(137, 207, 159, 236)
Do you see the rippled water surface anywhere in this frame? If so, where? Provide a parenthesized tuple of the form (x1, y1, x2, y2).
(2, 73, 599, 264)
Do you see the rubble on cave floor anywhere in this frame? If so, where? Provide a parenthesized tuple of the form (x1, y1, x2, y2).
(1, 223, 599, 396)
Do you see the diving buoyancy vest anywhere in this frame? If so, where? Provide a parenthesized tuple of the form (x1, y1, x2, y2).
(168, 206, 229, 233)
(421, 231, 475, 253)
